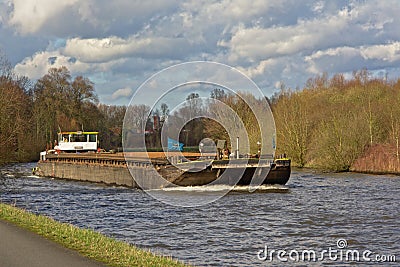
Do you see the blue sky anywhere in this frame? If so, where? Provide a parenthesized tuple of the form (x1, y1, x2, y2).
(1, 0, 400, 105)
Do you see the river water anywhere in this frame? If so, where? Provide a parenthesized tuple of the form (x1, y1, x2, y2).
(0, 163, 398, 266)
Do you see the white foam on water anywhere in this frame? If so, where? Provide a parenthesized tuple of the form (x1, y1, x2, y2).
(153, 184, 289, 192)
(151, 184, 234, 192)
(26, 175, 41, 178)
(235, 184, 289, 191)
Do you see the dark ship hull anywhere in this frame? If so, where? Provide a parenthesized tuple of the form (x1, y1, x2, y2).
(159, 158, 291, 187)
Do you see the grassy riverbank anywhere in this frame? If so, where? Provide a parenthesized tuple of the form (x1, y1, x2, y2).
(0, 203, 188, 267)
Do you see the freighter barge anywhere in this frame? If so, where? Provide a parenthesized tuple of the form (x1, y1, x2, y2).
(33, 131, 291, 189)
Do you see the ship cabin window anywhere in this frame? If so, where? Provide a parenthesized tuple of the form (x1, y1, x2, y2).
(276, 159, 290, 166)
(59, 134, 70, 142)
(70, 134, 86, 142)
(89, 134, 97, 142)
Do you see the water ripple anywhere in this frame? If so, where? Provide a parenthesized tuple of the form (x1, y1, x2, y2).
(0, 163, 399, 266)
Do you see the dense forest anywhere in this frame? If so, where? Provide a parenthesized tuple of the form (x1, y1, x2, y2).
(1, 50, 400, 172)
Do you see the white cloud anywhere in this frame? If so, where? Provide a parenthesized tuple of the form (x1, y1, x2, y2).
(8, 0, 79, 34)
(312, 1, 325, 14)
(215, 1, 400, 85)
(14, 51, 81, 79)
(7, 0, 180, 36)
(305, 42, 400, 74)
(305, 46, 361, 74)
(221, 9, 351, 62)
(63, 36, 191, 63)
(238, 58, 280, 78)
(14, 50, 124, 79)
(308, 43, 400, 63)
(361, 42, 400, 62)
(111, 87, 133, 100)
(184, 0, 284, 23)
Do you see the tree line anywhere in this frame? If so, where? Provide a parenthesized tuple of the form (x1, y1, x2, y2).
(140, 89, 266, 155)
(2, 48, 400, 171)
(0, 54, 124, 163)
(271, 70, 400, 171)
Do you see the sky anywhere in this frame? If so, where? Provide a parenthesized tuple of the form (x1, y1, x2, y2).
(1, 0, 400, 105)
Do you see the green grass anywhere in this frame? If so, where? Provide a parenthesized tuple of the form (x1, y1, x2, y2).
(0, 203, 190, 267)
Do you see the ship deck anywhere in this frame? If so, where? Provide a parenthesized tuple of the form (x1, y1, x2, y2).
(43, 152, 274, 169)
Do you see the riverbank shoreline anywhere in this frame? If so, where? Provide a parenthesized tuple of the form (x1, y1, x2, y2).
(0, 203, 188, 267)
(349, 144, 400, 175)
(291, 165, 400, 177)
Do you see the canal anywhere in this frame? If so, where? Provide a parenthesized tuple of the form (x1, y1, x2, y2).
(0, 163, 398, 266)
